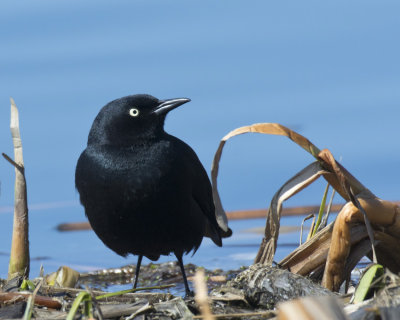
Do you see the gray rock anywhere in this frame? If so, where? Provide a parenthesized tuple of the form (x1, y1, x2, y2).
(213, 264, 335, 309)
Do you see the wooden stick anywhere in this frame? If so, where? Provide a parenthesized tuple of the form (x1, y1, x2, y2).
(56, 204, 349, 232)
(0, 292, 62, 310)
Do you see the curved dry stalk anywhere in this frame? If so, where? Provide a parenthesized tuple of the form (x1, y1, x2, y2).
(211, 123, 321, 234)
(318, 149, 369, 203)
(212, 123, 400, 293)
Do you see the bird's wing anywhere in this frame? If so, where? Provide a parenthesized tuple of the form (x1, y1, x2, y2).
(173, 137, 224, 246)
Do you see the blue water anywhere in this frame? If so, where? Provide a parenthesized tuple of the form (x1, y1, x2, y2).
(0, 205, 332, 280)
(0, 1, 399, 278)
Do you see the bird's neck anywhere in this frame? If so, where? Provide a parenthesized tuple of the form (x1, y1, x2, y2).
(102, 128, 167, 147)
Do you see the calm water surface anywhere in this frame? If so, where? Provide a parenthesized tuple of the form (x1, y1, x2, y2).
(0, 1, 399, 281)
(0, 202, 339, 281)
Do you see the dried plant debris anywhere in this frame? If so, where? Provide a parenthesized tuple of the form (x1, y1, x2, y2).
(78, 262, 240, 293)
(45, 266, 80, 288)
(0, 263, 253, 319)
(0, 263, 331, 319)
(3, 263, 400, 319)
(212, 122, 400, 293)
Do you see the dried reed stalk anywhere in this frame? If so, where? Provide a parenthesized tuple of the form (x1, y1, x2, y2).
(2, 98, 30, 279)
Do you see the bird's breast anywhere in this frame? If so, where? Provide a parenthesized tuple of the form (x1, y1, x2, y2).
(79, 141, 180, 203)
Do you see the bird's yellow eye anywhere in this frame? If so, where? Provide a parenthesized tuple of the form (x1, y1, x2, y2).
(129, 108, 140, 117)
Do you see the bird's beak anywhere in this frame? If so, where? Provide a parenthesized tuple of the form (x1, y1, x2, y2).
(153, 98, 191, 115)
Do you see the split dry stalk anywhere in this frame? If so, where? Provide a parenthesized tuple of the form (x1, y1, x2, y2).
(2, 98, 30, 279)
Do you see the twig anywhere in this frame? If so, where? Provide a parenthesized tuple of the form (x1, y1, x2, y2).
(2, 153, 24, 172)
(0, 292, 62, 309)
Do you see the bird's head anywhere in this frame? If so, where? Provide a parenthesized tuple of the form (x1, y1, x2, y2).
(88, 94, 190, 145)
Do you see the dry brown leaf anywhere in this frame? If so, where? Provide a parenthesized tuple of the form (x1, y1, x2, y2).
(211, 123, 400, 293)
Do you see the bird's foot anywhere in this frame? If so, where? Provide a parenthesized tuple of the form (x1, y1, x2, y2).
(184, 290, 195, 299)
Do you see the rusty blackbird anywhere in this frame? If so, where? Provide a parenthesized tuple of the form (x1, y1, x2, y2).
(75, 94, 229, 296)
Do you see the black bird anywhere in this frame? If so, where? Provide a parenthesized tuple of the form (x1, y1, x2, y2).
(75, 94, 229, 296)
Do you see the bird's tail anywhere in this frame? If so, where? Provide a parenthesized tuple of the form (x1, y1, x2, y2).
(220, 227, 232, 238)
(205, 222, 232, 247)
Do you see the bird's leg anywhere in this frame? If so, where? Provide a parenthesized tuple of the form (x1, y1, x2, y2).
(175, 254, 193, 297)
(133, 255, 143, 288)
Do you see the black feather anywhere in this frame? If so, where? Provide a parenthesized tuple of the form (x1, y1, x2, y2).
(75, 94, 230, 296)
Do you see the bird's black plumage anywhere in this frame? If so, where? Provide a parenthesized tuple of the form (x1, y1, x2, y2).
(75, 94, 229, 295)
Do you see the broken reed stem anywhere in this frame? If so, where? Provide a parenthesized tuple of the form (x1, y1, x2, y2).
(194, 269, 214, 320)
(5, 98, 30, 279)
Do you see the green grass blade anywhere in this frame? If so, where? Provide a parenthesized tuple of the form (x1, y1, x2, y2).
(66, 291, 91, 320)
(22, 295, 34, 320)
(312, 183, 329, 237)
(353, 264, 384, 303)
(95, 284, 174, 300)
